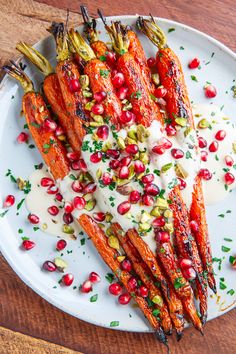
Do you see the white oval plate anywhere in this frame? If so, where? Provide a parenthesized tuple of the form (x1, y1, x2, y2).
(0, 15, 236, 332)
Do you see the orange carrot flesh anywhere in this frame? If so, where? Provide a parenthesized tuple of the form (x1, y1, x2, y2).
(84, 58, 122, 126)
(22, 92, 70, 180)
(117, 53, 163, 127)
(91, 40, 109, 59)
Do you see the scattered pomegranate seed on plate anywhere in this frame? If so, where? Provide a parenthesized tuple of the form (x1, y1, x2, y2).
(89, 272, 101, 283)
(28, 213, 40, 224)
(62, 273, 74, 286)
(3, 194, 15, 208)
(109, 282, 122, 296)
(43, 260, 56, 272)
(22, 240, 35, 250)
(118, 293, 131, 305)
(188, 57, 200, 69)
(17, 132, 28, 144)
(204, 84, 217, 98)
(56, 239, 67, 251)
(81, 280, 93, 293)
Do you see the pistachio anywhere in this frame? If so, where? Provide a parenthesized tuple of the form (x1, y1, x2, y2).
(102, 141, 112, 152)
(84, 172, 93, 182)
(152, 73, 160, 86)
(136, 172, 145, 180)
(126, 137, 137, 145)
(117, 255, 126, 263)
(152, 295, 163, 306)
(128, 129, 137, 141)
(128, 165, 135, 180)
(198, 118, 210, 129)
(161, 163, 173, 173)
(137, 124, 150, 142)
(58, 134, 67, 141)
(79, 74, 89, 88)
(91, 114, 104, 123)
(106, 227, 113, 237)
(138, 222, 151, 232)
(62, 224, 74, 234)
(175, 163, 189, 179)
(96, 168, 102, 179)
(85, 101, 94, 111)
(184, 127, 193, 137)
(108, 235, 120, 250)
(116, 184, 133, 195)
(84, 199, 96, 211)
(117, 136, 126, 150)
(140, 211, 151, 223)
(194, 113, 202, 117)
(150, 207, 161, 217)
(156, 198, 169, 209)
(222, 116, 230, 120)
(17, 177, 26, 191)
(105, 213, 113, 223)
(175, 117, 187, 127)
(164, 209, 173, 219)
(122, 101, 132, 111)
(139, 152, 150, 165)
(232, 142, 236, 153)
(92, 133, 99, 141)
(89, 121, 103, 127)
(83, 90, 93, 98)
(39, 105, 44, 113)
(42, 223, 48, 230)
(164, 222, 174, 233)
(98, 223, 105, 229)
(116, 178, 130, 186)
(54, 257, 68, 272)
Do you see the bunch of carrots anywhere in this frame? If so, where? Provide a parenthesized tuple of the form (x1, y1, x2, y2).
(3, 7, 216, 349)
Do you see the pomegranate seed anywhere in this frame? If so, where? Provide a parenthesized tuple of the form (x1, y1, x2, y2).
(142, 194, 155, 206)
(180, 258, 192, 269)
(83, 182, 97, 194)
(209, 141, 218, 153)
(137, 285, 148, 298)
(126, 144, 139, 155)
(201, 151, 208, 162)
(94, 91, 106, 103)
(224, 172, 235, 185)
(109, 282, 122, 296)
(134, 160, 145, 174)
(69, 78, 80, 93)
(117, 201, 131, 215)
(81, 280, 93, 293)
(119, 166, 129, 179)
(3, 195, 15, 208)
(160, 137, 172, 149)
(47, 185, 59, 195)
(93, 212, 106, 222)
(128, 276, 138, 290)
(142, 174, 154, 184)
(152, 145, 165, 155)
(178, 178, 187, 190)
(144, 183, 160, 196)
(55, 193, 63, 202)
(171, 148, 184, 159)
(64, 202, 74, 213)
(43, 118, 57, 132)
(188, 57, 200, 69)
(116, 86, 128, 100)
(97, 125, 109, 140)
(43, 261, 56, 272)
(71, 180, 83, 193)
(118, 293, 131, 305)
(47, 206, 59, 216)
(204, 84, 217, 98)
(55, 126, 64, 137)
(62, 273, 74, 286)
(129, 190, 141, 203)
(73, 196, 86, 210)
(63, 213, 73, 224)
(102, 172, 113, 185)
(106, 149, 120, 159)
(56, 239, 67, 251)
(17, 132, 28, 143)
(147, 57, 156, 67)
(112, 72, 125, 88)
(41, 177, 54, 187)
(89, 272, 101, 283)
(121, 259, 132, 272)
(156, 231, 170, 243)
(198, 168, 212, 180)
(165, 125, 176, 136)
(225, 155, 234, 167)
(22, 240, 35, 250)
(183, 267, 196, 280)
(106, 52, 116, 66)
(154, 86, 167, 98)
(152, 216, 165, 228)
(190, 220, 199, 233)
(77, 159, 87, 172)
(92, 103, 104, 115)
(90, 151, 102, 163)
(215, 130, 226, 141)
(109, 159, 120, 170)
(67, 152, 78, 161)
(120, 156, 132, 167)
(28, 214, 39, 224)
(198, 137, 207, 148)
(120, 111, 136, 125)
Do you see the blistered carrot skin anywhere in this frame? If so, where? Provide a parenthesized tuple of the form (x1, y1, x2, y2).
(78, 215, 168, 345)
(190, 176, 217, 293)
(111, 223, 172, 335)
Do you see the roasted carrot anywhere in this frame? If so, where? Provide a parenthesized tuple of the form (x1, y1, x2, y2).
(16, 42, 82, 155)
(68, 29, 122, 127)
(78, 215, 168, 346)
(105, 22, 163, 127)
(111, 223, 173, 335)
(3, 62, 70, 180)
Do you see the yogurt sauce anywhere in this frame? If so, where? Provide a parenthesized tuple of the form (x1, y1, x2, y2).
(26, 104, 236, 252)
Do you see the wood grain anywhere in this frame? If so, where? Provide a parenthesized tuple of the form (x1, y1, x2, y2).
(0, 0, 236, 353)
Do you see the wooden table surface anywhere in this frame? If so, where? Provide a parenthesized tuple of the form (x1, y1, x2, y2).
(0, 0, 235, 353)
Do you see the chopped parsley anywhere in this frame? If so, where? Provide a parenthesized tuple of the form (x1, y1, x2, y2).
(0, 210, 8, 218)
(174, 277, 185, 290)
(191, 75, 198, 82)
(17, 198, 25, 210)
(168, 28, 175, 33)
(105, 273, 115, 284)
(100, 69, 110, 78)
(227, 289, 235, 296)
(221, 245, 231, 253)
(110, 321, 119, 327)
(80, 238, 85, 246)
(90, 294, 98, 302)
(81, 140, 90, 152)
